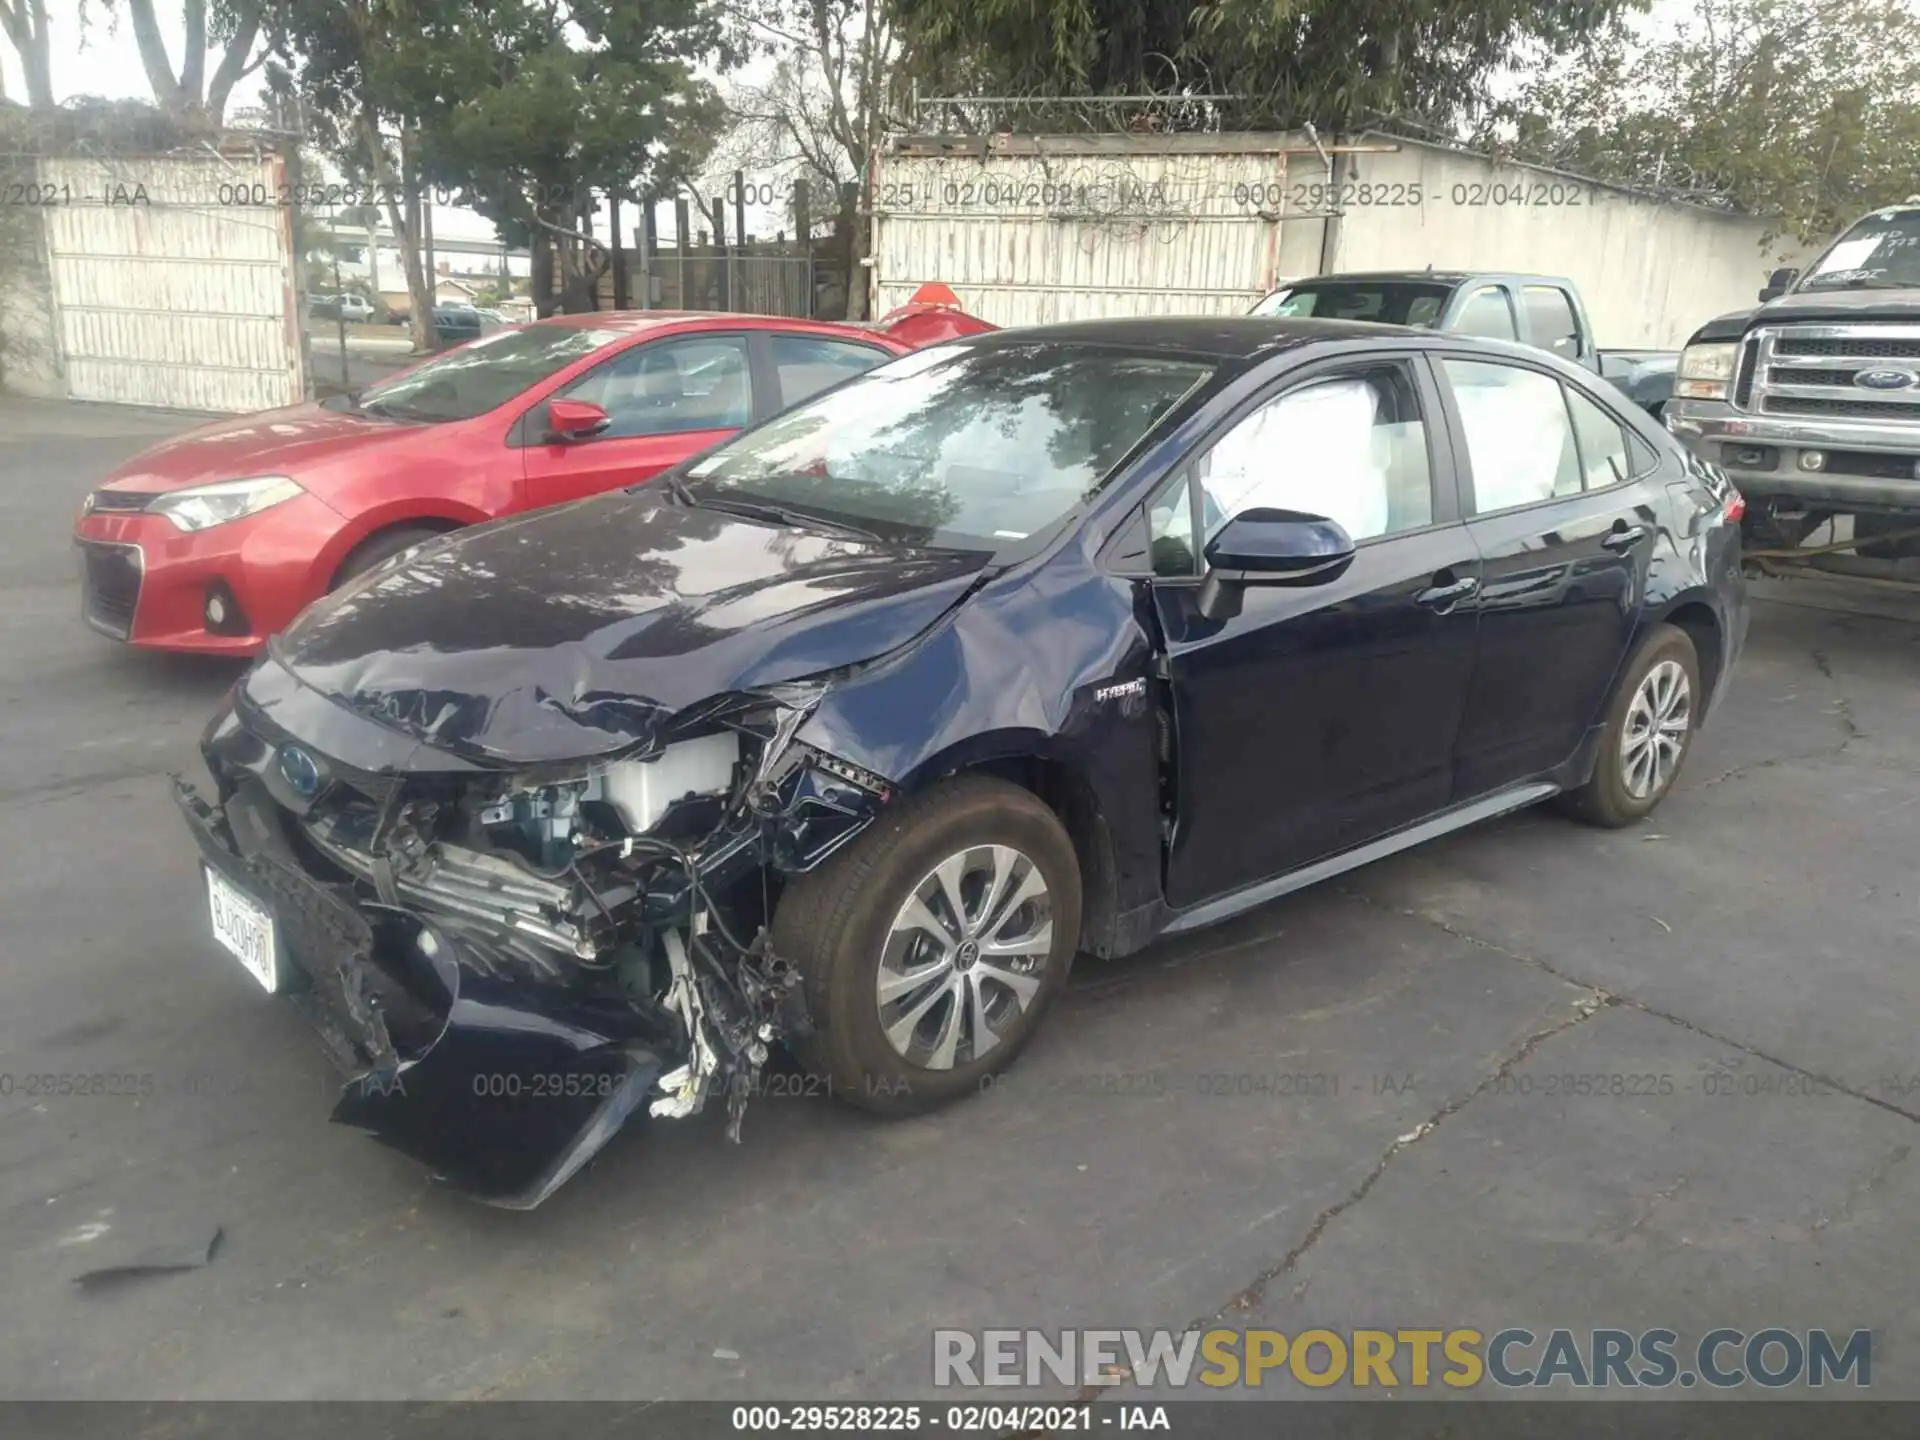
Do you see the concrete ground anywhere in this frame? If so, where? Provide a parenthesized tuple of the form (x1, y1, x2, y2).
(4, 399, 1917, 1403)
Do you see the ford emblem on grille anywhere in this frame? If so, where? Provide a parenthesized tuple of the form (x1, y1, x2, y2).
(1854, 368, 1917, 390)
(277, 745, 323, 799)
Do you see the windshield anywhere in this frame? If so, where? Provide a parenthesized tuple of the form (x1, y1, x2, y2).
(353, 323, 626, 421)
(1799, 209, 1920, 291)
(1250, 280, 1453, 327)
(684, 343, 1216, 548)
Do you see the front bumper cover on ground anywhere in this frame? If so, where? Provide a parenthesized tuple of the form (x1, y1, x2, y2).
(175, 778, 680, 1209)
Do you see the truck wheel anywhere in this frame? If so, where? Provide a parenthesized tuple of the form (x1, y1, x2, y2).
(1853, 514, 1920, 561)
(1560, 624, 1701, 828)
(773, 775, 1081, 1116)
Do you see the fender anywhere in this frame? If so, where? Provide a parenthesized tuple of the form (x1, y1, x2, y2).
(306, 497, 495, 593)
(796, 557, 1168, 929)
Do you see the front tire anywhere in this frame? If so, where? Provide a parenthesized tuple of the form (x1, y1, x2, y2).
(1562, 623, 1702, 828)
(773, 775, 1082, 1116)
(332, 524, 449, 589)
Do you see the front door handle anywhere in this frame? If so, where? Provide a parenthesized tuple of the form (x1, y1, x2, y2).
(1602, 524, 1649, 551)
(1415, 574, 1479, 613)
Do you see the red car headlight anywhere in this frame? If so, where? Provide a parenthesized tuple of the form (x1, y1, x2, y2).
(146, 476, 303, 532)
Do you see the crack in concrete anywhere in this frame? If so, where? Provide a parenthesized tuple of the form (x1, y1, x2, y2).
(1698, 642, 1865, 788)
(1617, 1172, 1691, 1242)
(1343, 890, 1920, 1128)
(1696, 744, 1852, 789)
(1812, 1143, 1912, 1237)
(1069, 988, 1613, 1399)
(1809, 647, 1865, 740)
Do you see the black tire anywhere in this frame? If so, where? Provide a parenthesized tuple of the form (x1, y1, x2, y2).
(1561, 623, 1702, 828)
(332, 524, 450, 588)
(772, 775, 1082, 1116)
(1853, 513, 1920, 561)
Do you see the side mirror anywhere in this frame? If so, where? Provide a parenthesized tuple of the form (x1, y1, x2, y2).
(545, 398, 611, 443)
(1758, 266, 1798, 303)
(1196, 509, 1355, 620)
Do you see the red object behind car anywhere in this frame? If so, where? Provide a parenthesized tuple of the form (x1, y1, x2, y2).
(73, 312, 926, 655)
(865, 283, 1000, 348)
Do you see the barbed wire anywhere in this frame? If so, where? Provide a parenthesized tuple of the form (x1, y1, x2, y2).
(911, 90, 1236, 138)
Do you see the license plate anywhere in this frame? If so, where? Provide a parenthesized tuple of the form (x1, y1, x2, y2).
(205, 866, 279, 993)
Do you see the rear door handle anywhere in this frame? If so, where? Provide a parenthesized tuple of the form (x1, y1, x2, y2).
(1415, 575, 1479, 612)
(1602, 525, 1649, 551)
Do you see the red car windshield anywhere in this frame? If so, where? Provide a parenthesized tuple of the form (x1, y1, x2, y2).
(353, 324, 627, 422)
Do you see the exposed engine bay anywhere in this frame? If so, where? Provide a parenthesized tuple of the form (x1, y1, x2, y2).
(177, 681, 896, 1207)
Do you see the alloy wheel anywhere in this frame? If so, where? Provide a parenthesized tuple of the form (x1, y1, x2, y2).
(1620, 659, 1692, 800)
(875, 843, 1053, 1070)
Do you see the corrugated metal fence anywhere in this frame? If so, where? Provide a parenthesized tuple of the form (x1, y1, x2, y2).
(872, 134, 1302, 325)
(17, 151, 305, 412)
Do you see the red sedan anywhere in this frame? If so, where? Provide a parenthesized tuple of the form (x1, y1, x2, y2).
(72, 311, 925, 655)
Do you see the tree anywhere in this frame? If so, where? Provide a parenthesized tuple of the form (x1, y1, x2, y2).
(1491, 0, 1920, 243)
(0, 0, 54, 109)
(76, 1, 282, 124)
(710, 0, 898, 318)
(269, 0, 449, 349)
(413, 0, 728, 317)
(886, 0, 1640, 133)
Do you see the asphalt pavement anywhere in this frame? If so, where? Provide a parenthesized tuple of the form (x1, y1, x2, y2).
(4, 398, 1918, 1403)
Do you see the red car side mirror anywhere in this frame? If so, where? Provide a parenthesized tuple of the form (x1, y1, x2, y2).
(545, 398, 611, 443)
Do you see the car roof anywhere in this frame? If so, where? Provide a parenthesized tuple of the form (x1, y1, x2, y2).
(526, 310, 889, 340)
(959, 315, 1408, 359)
(1279, 270, 1574, 288)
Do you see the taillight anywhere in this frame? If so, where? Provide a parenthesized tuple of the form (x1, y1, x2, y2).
(1723, 489, 1746, 525)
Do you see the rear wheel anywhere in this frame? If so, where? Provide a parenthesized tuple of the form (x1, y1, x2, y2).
(332, 524, 450, 589)
(773, 775, 1081, 1115)
(1561, 623, 1702, 828)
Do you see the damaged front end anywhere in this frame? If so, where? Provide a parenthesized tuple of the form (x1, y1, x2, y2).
(176, 677, 893, 1208)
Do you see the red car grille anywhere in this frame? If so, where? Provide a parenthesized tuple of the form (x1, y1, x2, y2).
(78, 540, 142, 639)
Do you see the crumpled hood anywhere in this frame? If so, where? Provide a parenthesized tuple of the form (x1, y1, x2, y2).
(271, 488, 992, 764)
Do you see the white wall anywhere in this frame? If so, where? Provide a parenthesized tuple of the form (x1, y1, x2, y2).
(873, 131, 1808, 347)
(1323, 136, 1807, 348)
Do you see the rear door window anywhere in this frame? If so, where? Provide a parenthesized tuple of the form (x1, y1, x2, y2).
(1453, 286, 1519, 341)
(771, 334, 892, 408)
(1564, 385, 1637, 489)
(1521, 286, 1583, 360)
(1441, 358, 1582, 511)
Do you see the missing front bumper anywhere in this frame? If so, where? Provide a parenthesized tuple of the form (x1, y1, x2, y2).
(175, 778, 681, 1208)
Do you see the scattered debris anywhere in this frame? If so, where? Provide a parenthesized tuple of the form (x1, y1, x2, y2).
(73, 1225, 222, 1292)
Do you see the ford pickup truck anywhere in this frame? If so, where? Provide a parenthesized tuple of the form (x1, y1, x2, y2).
(1249, 270, 1677, 418)
(1666, 202, 1920, 581)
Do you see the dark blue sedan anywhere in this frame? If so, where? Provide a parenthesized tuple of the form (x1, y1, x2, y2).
(176, 318, 1748, 1205)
